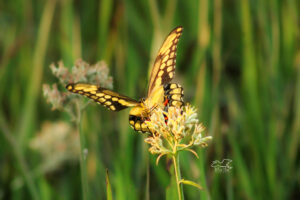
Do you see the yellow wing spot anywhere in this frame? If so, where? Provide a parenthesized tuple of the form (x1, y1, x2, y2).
(162, 55, 169, 63)
(83, 88, 95, 92)
(165, 49, 170, 56)
(175, 38, 179, 43)
(170, 52, 175, 58)
(167, 66, 173, 72)
(78, 91, 83, 94)
(170, 88, 182, 94)
(165, 34, 177, 46)
(90, 91, 96, 94)
(74, 86, 84, 90)
(118, 99, 129, 106)
(77, 84, 97, 90)
(96, 93, 104, 97)
(172, 46, 176, 51)
(158, 71, 164, 77)
(110, 105, 116, 110)
(135, 122, 141, 130)
(173, 101, 183, 107)
(75, 85, 93, 90)
(170, 84, 177, 89)
(155, 77, 162, 86)
(91, 95, 98, 99)
(129, 120, 135, 125)
(171, 33, 178, 40)
(160, 43, 172, 54)
(176, 27, 182, 32)
(141, 123, 148, 132)
(99, 98, 105, 103)
(104, 95, 111, 99)
(105, 101, 112, 106)
(112, 97, 118, 101)
(167, 60, 173, 66)
(169, 72, 174, 79)
(172, 94, 181, 101)
(159, 63, 166, 70)
(67, 85, 73, 90)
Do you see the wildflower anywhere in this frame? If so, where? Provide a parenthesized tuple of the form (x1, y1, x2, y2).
(42, 59, 114, 198)
(43, 59, 113, 115)
(49, 59, 113, 88)
(29, 121, 80, 173)
(145, 104, 212, 163)
(43, 84, 66, 110)
(144, 104, 212, 198)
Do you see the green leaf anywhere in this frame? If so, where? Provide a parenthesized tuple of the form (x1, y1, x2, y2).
(106, 169, 113, 200)
(179, 179, 203, 190)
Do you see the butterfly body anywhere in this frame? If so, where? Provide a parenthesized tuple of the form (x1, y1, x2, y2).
(128, 83, 184, 133)
(66, 26, 184, 134)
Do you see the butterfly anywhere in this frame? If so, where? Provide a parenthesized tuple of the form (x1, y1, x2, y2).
(66, 26, 184, 133)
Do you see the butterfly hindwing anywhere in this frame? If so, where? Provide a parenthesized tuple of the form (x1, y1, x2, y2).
(164, 83, 184, 108)
(147, 26, 183, 97)
(66, 83, 139, 111)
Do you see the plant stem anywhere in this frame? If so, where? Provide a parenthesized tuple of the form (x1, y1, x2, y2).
(172, 153, 184, 200)
(75, 101, 89, 200)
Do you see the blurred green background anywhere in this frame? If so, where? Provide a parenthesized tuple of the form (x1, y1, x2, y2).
(0, 0, 299, 199)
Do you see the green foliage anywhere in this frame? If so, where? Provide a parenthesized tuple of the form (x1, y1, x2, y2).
(106, 169, 113, 200)
(0, 0, 299, 199)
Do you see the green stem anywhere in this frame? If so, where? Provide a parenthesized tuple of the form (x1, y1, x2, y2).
(75, 101, 89, 200)
(172, 153, 184, 200)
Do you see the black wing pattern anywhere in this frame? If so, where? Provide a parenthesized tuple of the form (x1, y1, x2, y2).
(66, 83, 139, 111)
(147, 26, 183, 97)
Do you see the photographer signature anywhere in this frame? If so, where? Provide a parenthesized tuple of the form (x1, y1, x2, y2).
(211, 159, 233, 173)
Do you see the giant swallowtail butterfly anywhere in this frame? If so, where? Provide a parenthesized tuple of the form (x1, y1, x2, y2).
(66, 26, 184, 133)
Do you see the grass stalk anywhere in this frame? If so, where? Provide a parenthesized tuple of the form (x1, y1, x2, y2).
(0, 113, 39, 200)
(75, 101, 89, 200)
(18, 0, 57, 147)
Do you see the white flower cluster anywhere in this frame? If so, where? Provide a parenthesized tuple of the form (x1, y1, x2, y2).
(144, 104, 212, 157)
(44, 60, 113, 112)
(30, 121, 80, 173)
(49, 59, 113, 88)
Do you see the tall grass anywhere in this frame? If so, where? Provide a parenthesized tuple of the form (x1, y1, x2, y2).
(0, 0, 299, 199)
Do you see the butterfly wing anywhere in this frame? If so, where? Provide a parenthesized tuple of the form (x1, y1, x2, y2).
(147, 26, 183, 97)
(66, 83, 139, 111)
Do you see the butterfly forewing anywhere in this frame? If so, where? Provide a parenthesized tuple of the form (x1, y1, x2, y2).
(66, 83, 139, 111)
(147, 26, 183, 97)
